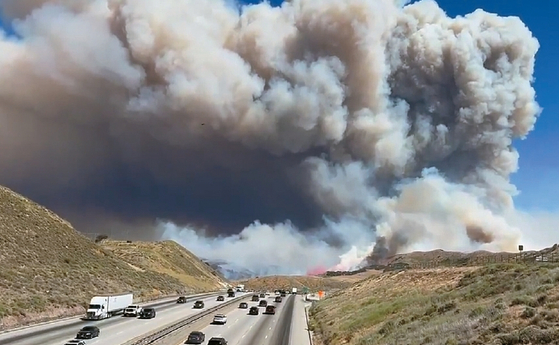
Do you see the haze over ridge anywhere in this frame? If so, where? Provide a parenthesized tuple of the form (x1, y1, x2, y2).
(0, 0, 551, 276)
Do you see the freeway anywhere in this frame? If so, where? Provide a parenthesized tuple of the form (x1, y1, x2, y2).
(1, 292, 238, 345)
(177, 294, 296, 345)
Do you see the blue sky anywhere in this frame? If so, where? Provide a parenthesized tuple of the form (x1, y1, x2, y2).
(0, 0, 556, 212)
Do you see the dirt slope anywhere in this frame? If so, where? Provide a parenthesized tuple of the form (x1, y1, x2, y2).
(237, 273, 375, 292)
(0, 185, 226, 329)
(309, 262, 559, 345)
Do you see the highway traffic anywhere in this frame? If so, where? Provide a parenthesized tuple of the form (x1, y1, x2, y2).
(0, 291, 312, 345)
(171, 293, 312, 345)
(0, 292, 228, 345)
(183, 294, 294, 345)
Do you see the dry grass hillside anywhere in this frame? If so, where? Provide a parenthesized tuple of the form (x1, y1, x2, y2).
(238, 272, 375, 292)
(100, 240, 227, 289)
(0, 186, 226, 329)
(309, 262, 559, 345)
(380, 245, 558, 267)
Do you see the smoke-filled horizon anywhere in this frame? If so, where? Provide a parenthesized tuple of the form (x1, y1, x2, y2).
(0, 0, 547, 275)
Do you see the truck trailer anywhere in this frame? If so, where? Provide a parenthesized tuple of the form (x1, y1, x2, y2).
(84, 293, 133, 320)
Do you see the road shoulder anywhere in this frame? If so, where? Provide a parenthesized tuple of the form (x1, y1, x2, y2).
(289, 295, 313, 345)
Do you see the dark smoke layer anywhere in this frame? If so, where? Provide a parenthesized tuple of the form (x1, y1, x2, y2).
(0, 0, 541, 274)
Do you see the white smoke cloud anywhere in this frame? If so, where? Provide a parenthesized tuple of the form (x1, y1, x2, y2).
(0, 0, 553, 276)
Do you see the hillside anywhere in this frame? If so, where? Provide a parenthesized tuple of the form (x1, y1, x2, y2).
(309, 262, 559, 345)
(100, 240, 227, 289)
(375, 245, 557, 268)
(0, 185, 226, 329)
(237, 272, 375, 292)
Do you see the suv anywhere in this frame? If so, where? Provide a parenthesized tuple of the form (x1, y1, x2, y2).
(251, 295, 259, 301)
(208, 337, 228, 345)
(177, 296, 187, 303)
(258, 300, 267, 307)
(123, 305, 142, 317)
(139, 308, 156, 319)
(193, 300, 205, 309)
(265, 305, 276, 314)
(216, 296, 225, 301)
(185, 331, 205, 344)
(249, 306, 259, 315)
(259, 293, 265, 298)
(275, 296, 282, 303)
(239, 302, 248, 309)
(76, 326, 100, 339)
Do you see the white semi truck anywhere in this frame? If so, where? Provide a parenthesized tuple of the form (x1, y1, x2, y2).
(292, 287, 298, 294)
(84, 293, 133, 320)
(235, 284, 245, 292)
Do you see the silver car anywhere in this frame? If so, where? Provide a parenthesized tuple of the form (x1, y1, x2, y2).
(212, 314, 227, 324)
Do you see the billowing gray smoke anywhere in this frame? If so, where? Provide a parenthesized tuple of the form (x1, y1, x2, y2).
(0, 0, 543, 274)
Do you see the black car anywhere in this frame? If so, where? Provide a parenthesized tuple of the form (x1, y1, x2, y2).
(251, 295, 259, 301)
(258, 300, 267, 307)
(259, 293, 265, 298)
(275, 296, 282, 303)
(239, 302, 248, 309)
(76, 326, 100, 339)
(208, 337, 228, 345)
(249, 306, 259, 315)
(177, 296, 187, 303)
(139, 308, 156, 319)
(280, 293, 286, 297)
(216, 295, 225, 301)
(185, 331, 205, 344)
(265, 305, 276, 315)
(193, 300, 205, 309)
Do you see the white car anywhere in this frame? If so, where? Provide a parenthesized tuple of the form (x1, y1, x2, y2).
(64, 340, 85, 345)
(123, 305, 142, 317)
(212, 314, 227, 324)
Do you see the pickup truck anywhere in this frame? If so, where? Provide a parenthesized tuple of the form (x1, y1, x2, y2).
(123, 305, 142, 317)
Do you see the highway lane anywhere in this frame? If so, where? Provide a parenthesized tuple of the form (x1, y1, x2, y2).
(4, 293, 243, 345)
(0, 291, 220, 344)
(185, 294, 293, 345)
(252, 294, 294, 345)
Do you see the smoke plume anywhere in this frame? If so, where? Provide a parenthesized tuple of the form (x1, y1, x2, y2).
(0, 0, 545, 275)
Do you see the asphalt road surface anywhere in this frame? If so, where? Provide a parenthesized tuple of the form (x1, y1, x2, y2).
(288, 295, 313, 345)
(180, 294, 296, 345)
(0, 292, 239, 345)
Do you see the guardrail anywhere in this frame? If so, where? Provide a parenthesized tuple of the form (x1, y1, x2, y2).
(125, 294, 249, 345)
(303, 303, 314, 345)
